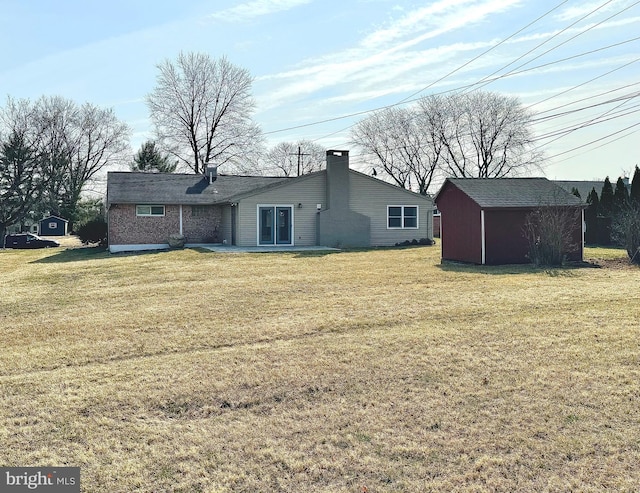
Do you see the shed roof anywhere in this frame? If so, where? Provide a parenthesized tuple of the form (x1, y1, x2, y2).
(40, 215, 68, 223)
(107, 172, 291, 205)
(435, 178, 584, 208)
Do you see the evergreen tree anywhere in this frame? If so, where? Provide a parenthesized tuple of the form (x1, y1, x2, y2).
(131, 141, 177, 173)
(571, 187, 581, 199)
(585, 187, 599, 244)
(599, 177, 614, 217)
(0, 131, 44, 240)
(630, 165, 640, 205)
(613, 176, 630, 214)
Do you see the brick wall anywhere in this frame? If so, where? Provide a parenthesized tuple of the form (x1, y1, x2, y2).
(108, 204, 179, 245)
(108, 204, 223, 245)
(183, 205, 222, 243)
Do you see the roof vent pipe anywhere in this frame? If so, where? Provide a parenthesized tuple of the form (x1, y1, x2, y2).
(205, 164, 217, 184)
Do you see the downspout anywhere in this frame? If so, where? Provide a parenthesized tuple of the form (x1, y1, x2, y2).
(231, 204, 237, 246)
(581, 207, 585, 259)
(179, 205, 183, 235)
(481, 209, 486, 265)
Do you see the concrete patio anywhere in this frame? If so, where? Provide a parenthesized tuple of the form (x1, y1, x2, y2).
(193, 244, 341, 253)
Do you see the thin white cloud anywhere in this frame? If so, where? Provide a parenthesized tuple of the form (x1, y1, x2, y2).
(257, 0, 521, 109)
(554, 0, 624, 22)
(360, 0, 475, 49)
(208, 0, 312, 22)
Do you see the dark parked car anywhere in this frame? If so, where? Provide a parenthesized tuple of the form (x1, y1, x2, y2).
(3, 233, 60, 249)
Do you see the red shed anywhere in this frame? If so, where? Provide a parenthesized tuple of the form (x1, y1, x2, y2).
(434, 178, 584, 265)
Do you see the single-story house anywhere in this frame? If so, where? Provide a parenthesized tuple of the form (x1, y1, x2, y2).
(106, 150, 434, 253)
(6, 221, 38, 234)
(555, 178, 630, 202)
(39, 215, 69, 236)
(434, 177, 584, 265)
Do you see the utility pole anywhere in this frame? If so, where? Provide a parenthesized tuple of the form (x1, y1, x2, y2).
(289, 146, 311, 176)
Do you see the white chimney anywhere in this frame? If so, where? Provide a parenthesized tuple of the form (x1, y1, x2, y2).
(205, 164, 217, 184)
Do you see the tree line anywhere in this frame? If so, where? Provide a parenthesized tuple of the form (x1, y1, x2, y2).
(582, 167, 640, 262)
(350, 92, 542, 195)
(1, 50, 635, 248)
(0, 96, 129, 240)
(0, 52, 327, 239)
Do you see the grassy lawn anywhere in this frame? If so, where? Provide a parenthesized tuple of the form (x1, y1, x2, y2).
(1, 242, 639, 492)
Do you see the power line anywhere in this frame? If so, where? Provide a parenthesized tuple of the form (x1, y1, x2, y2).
(258, 1, 640, 179)
(549, 127, 640, 164)
(469, 0, 638, 93)
(265, 36, 640, 139)
(526, 55, 640, 110)
(532, 83, 640, 119)
(530, 90, 640, 131)
(264, 0, 573, 137)
(534, 103, 640, 142)
(545, 120, 640, 160)
(396, 0, 574, 103)
(288, 146, 311, 177)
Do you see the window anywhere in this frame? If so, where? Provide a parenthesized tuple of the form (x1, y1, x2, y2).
(136, 205, 165, 216)
(191, 205, 208, 217)
(387, 205, 418, 229)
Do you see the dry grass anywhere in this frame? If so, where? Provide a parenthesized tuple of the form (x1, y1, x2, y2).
(1, 242, 639, 492)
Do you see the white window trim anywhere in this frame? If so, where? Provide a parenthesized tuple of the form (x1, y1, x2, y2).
(387, 205, 419, 229)
(136, 205, 165, 217)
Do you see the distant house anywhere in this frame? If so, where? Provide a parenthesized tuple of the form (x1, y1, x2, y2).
(555, 178, 631, 202)
(433, 209, 441, 238)
(6, 221, 38, 234)
(39, 215, 69, 236)
(106, 150, 434, 253)
(434, 178, 584, 265)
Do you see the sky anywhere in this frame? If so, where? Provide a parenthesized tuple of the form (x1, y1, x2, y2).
(1, 0, 639, 193)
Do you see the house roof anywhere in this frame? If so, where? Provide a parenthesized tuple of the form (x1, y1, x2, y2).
(107, 172, 291, 205)
(435, 177, 584, 208)
(554, 180, 610, 202)
(108, 168, 433, 206)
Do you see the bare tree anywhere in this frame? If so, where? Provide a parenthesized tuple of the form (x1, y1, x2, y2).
(523, 191, 582, 266)
(351, 92, 541, 194)
(32, 96, 129, 226)
(263, 140, 326, 177)
(147, 52, 262, 174)
(31, 96, 77, 219)
(427, 92, 542, 178)
(613, 202, 640, 264)
(350, 106, 442, 195)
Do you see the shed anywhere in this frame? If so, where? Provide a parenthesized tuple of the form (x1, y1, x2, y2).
(39, 215, 69, 236)
(434, 178, 584, 265)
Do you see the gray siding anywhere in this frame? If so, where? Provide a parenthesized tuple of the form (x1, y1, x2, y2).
(219, 205, 233, 245)
(350, 172, 433, 245)
(235, 174, 326, 247)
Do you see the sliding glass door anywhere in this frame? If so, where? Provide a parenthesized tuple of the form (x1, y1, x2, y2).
(258, 206, 292, 245)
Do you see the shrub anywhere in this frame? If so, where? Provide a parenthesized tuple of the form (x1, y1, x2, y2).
(523, 206, 580, 266)
(395, 238, 434, 247)
(76, 218, 107, 246)
(613, 202, 640, 264)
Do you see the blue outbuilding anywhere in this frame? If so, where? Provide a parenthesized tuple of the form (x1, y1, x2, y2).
(39, 215, 69, 236)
